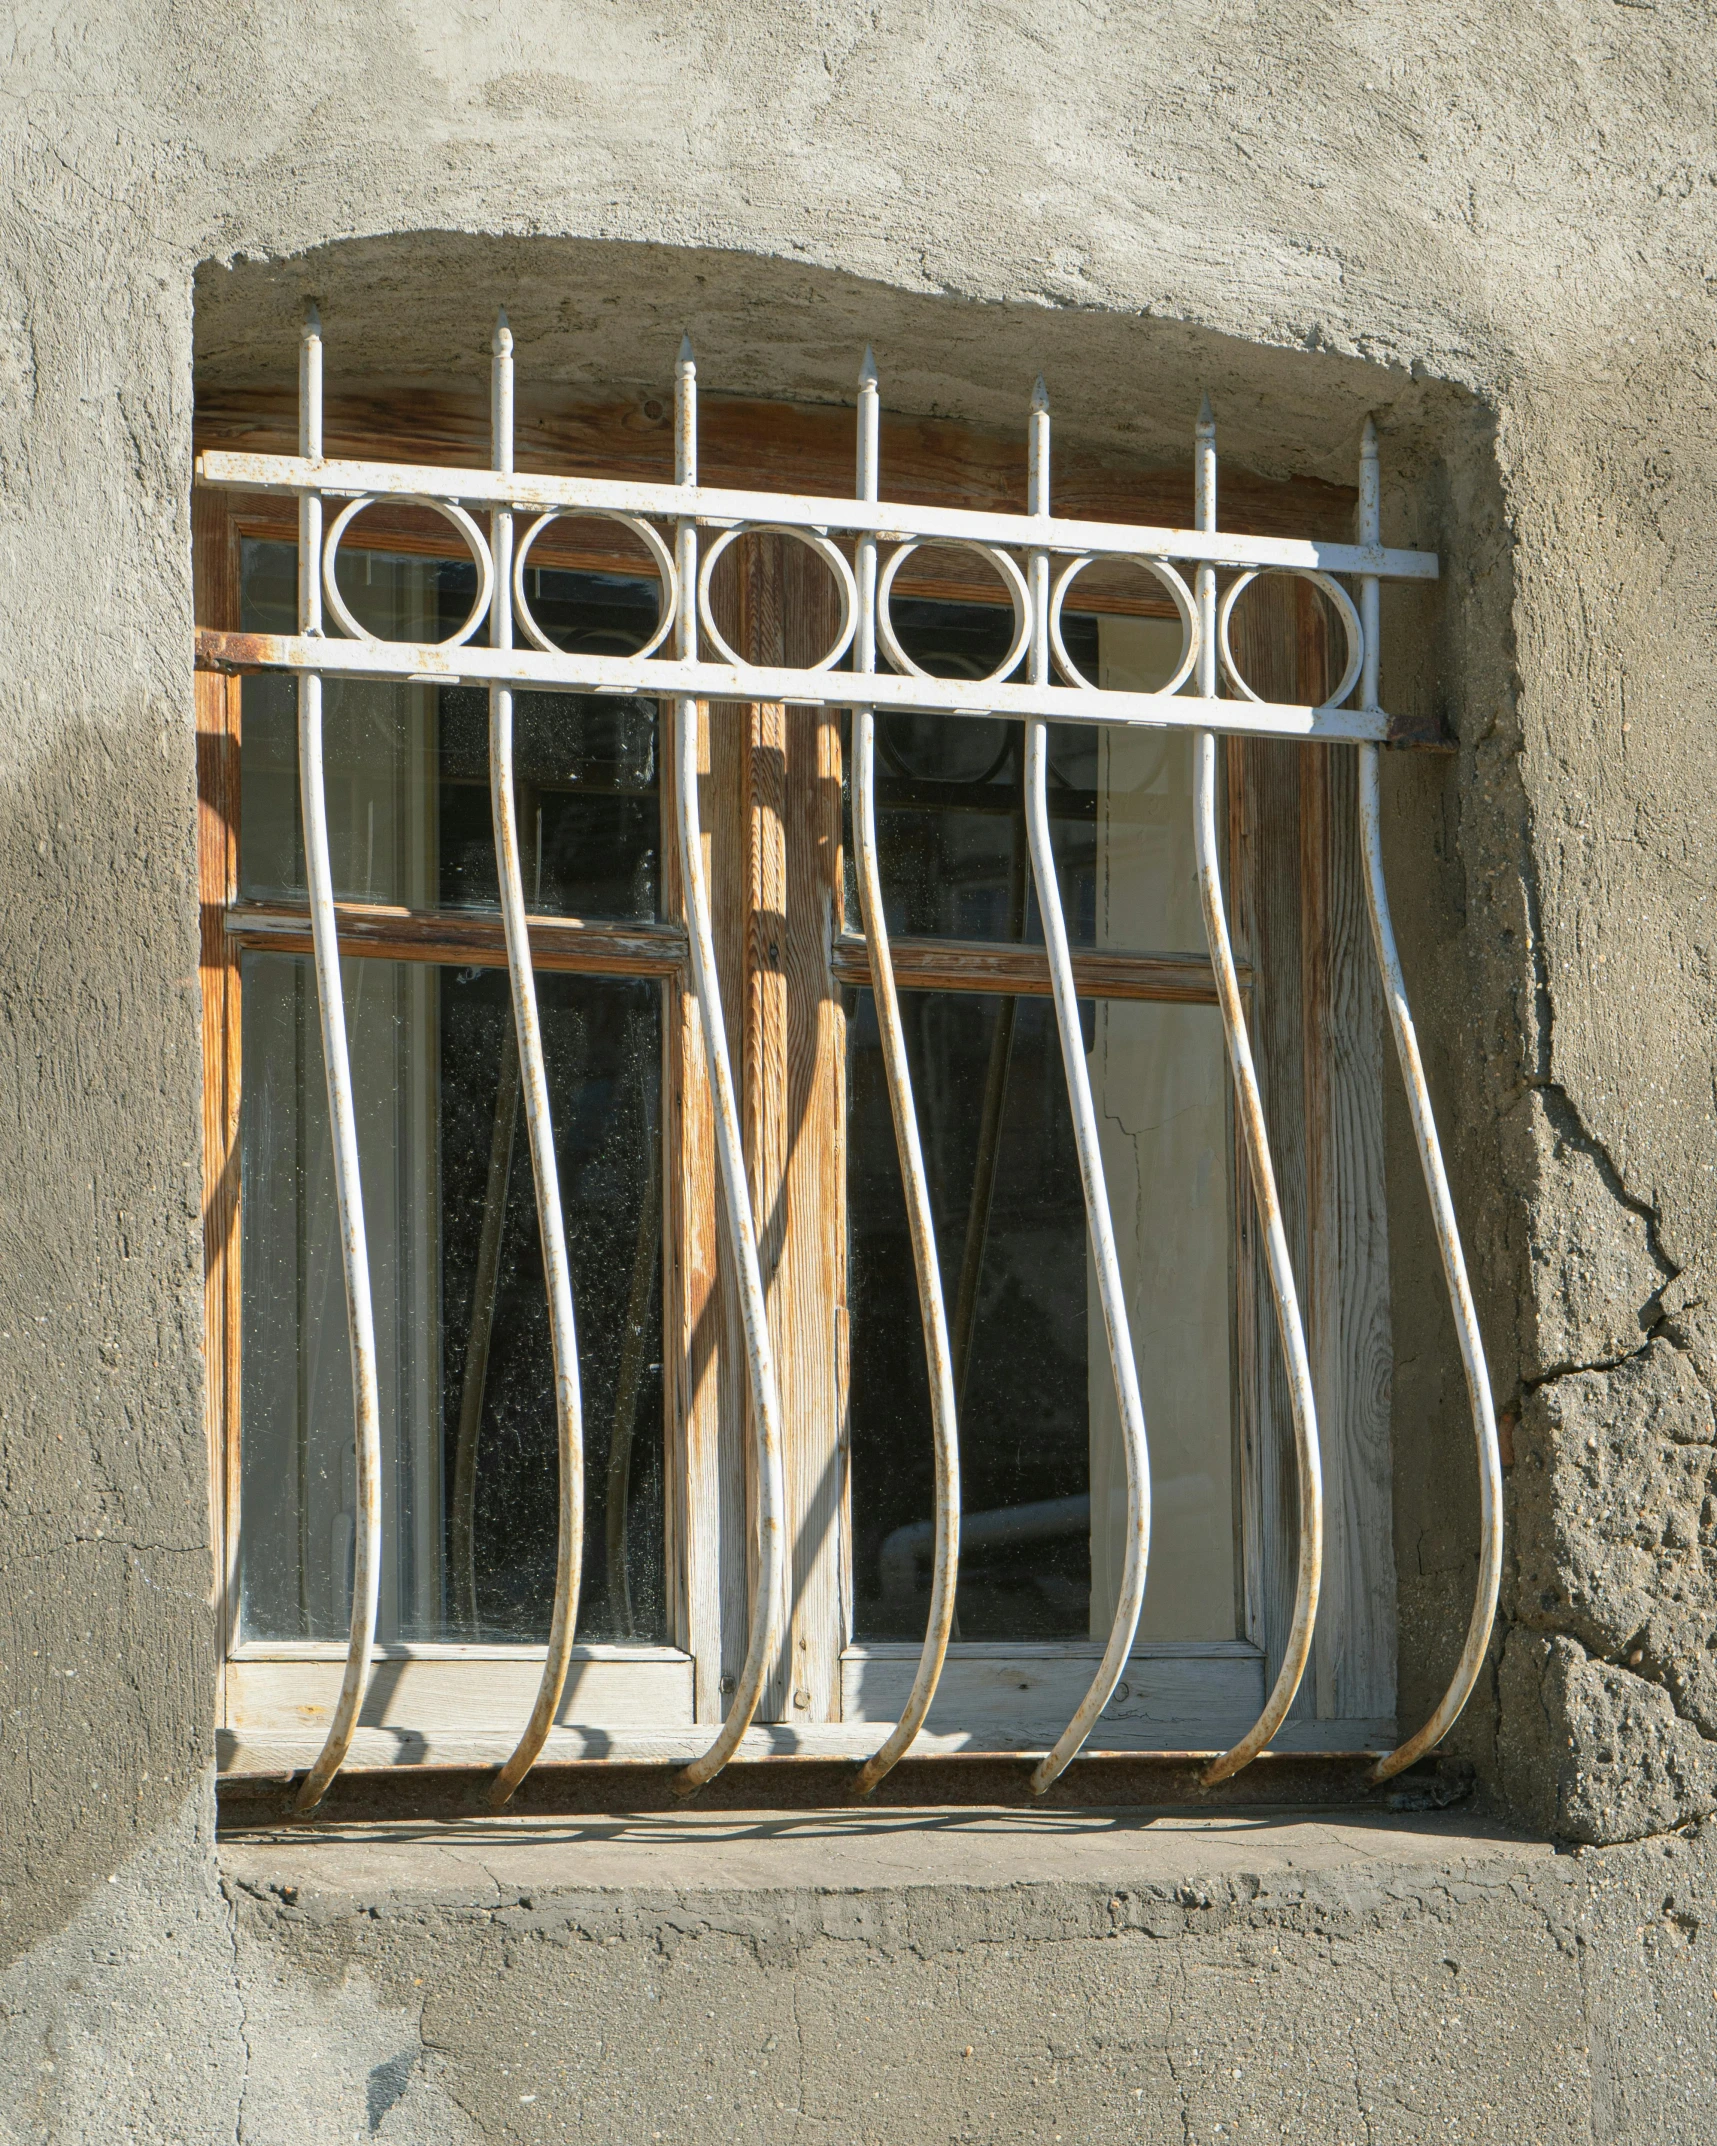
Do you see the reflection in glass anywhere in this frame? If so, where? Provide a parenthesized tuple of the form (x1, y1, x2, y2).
(239, 538, 660, 919)
(238, 953, 665, 1644)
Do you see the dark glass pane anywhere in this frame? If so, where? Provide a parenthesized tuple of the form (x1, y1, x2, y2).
(848, 987, 1091, 1640)
(238, 538, 659, 920)
(239, 953, 665, 1644)
(846, 984, 1236, 1644)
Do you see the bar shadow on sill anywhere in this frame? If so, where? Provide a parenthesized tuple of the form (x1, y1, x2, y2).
(217, 1750, 1475, 1834)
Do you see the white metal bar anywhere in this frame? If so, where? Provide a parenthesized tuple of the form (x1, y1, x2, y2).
(671, 339, 789, 1794)
(1354, 417, 1502, 1785)
(1025, 380, 1152, 1798)
(488, 313, 588, 1808)
(850, 349, 962, 1797)
(1194, 394, 1325, 1789)
(292, 307, 384, 1816)
(196, 449, 1439, 583)
(197, 631, 1400, 744)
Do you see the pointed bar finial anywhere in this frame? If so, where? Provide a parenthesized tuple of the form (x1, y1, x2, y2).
(1197, 391, 1214, 431)
(859, 344, 878, 389)
(304, 300, 322, 339)
(1361, 412, 1378, 455)
(677, 332, 695, 371)
(1031, 374, 1049, 413)
(494, 307, 512, 356)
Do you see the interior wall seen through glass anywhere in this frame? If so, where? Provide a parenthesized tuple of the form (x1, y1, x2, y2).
(237, 952, 666, 1646)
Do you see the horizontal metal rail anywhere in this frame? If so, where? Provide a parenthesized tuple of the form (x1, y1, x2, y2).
(196, 448, 1439, 583)
(194, 628, 1405, 743)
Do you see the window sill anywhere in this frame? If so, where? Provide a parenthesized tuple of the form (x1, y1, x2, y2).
(218, 1801, 1541, 1907)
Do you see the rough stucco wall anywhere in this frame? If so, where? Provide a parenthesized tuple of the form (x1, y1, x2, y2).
(4, 0, 1717, 2131)
(21, 1806, 1717, 2145)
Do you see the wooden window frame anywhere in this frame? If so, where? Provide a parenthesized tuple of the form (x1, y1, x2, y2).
(198, 388, 1396, 1775)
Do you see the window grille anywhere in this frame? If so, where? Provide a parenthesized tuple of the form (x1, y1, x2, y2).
(195, 309, 1502, 1813)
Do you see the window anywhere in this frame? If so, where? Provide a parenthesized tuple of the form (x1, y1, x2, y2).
(197, 330, 1487, 1801)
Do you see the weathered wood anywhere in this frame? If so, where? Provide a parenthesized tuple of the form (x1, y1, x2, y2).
(843, 1643, 1265, 1748)
(227, 1651, 696, 1735)
(217, 1711, 1397, 1775)
(226, 899, 686, 976)
(830, 932, 1232, 1004)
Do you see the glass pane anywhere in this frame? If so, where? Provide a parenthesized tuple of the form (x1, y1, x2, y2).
(239, 538, 660, 919)
(846, 607, 1199, 948)
(238, 952, 665, 1644)
(846, 986, 1234, 1642)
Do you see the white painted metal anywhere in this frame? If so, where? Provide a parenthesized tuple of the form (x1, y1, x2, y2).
(514, 506, 679, 660)
(291, 306, 384, 1815)
(669, 338, 789, 1794)
(1218, 567, 1365, 712)
(198, 628, 1401, 744)
(849, 349, 963, 1798)
(699, 522, 858, 673)
(1024, 379, 1153, 1798)
(1353, 417, 1503, 1785)
(486, 313, 589, 1809)
(1192, 393, 1325, 1789)
(323, 493, 495, 649)
(197, 447, 1439, 582)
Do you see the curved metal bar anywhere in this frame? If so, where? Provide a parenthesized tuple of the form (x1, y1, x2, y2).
(876, 537, 1031, 685)
(1193, 394, 1323, 1788)
(293, 307, 383, 1817)
(1023, 379, 1151, 1798)
(1359, 744, 1502, 1781)
(1048, 552, 1199, 697)
(322, 493, 494, 649)
(1217, 566, 1364, 713)
(513, 507, 678, 661)
(849, 350, 962, 1797)
(1352, 415, 1501, 1784)
(489, 313, 587, 1807)
(699, 522, 857, 675)
(672, 338, 788, 1794)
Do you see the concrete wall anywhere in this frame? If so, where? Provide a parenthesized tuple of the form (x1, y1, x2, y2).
(4, 1, 1717, 2135)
